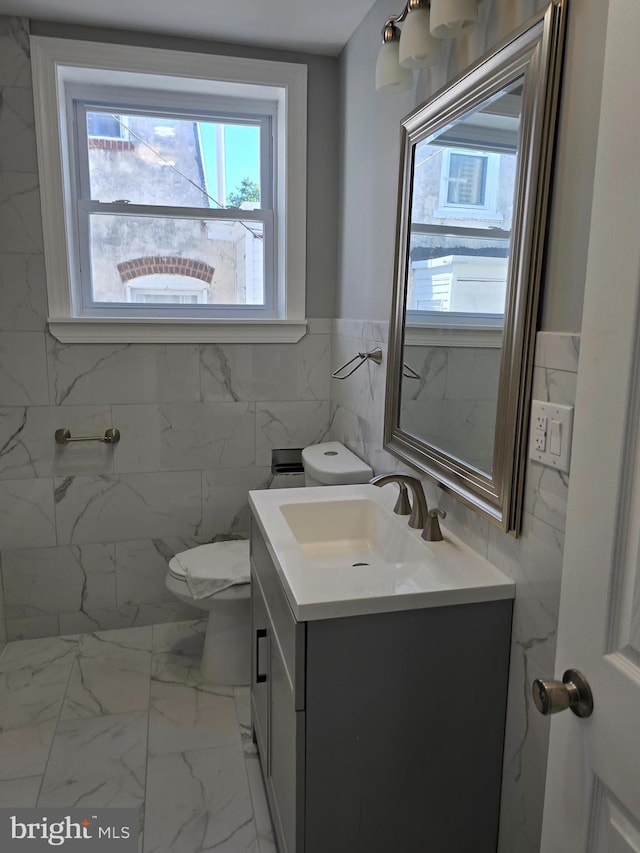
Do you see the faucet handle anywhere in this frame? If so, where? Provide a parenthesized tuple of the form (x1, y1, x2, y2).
(422, 508, 446, 542)
(393, 483, 412, 516)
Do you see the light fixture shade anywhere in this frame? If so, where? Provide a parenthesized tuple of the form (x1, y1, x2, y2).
(375, 40, 413, 93)
(430, 0, 479, 39)
(399, 7, 442, 69)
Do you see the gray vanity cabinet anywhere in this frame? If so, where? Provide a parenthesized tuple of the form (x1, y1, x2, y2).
(251, 526, 306, 853)
(250, 522, 513, 853)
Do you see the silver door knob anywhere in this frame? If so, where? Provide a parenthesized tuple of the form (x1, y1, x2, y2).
(532, 668, 594, 718)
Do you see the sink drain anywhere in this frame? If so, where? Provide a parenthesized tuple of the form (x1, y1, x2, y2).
(352, 561, 370, 567)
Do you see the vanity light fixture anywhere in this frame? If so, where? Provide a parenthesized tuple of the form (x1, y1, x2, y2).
(375, 22, 414, 93)
(430, 0, 480, 38)
(375, 0, 482, 93)
(400, 0, 442, 69)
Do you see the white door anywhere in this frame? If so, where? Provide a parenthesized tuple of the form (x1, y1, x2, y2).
(540, 0, 640, 848)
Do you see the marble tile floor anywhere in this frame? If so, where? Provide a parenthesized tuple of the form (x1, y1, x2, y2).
(0, 620, 276, 852)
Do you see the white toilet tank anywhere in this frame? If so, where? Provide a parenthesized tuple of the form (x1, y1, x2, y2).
(302, 441, 373, 487)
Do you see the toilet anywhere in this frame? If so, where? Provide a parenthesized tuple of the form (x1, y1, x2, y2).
(165, 441, 373, 685)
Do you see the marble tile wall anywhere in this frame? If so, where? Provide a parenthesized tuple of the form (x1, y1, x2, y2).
(0, 573, 5, 651)
(0, 16, 331, 641)
(402, 343, 501, 472)
(330, 319, 580, 853)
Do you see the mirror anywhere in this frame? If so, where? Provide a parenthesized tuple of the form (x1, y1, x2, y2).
(384, 2, 566, 533)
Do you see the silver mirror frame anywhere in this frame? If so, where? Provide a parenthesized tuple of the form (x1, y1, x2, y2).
(384, 1, 567, 534)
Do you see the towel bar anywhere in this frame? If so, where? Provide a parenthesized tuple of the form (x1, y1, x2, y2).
(55, 428, 121, 445)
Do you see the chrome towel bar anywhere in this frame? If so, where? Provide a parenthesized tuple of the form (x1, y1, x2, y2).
(332, 347, 383, 380)
(55, 428, 121, 445)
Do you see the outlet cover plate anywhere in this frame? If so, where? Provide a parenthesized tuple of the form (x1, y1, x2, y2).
(528, 400, 574, 472)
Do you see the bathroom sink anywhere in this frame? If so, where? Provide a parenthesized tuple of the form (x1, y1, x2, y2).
(248, 483, 514, 620)
(279, 498, 427, 568)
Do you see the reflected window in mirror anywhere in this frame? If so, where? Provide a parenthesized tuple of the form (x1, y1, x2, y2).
(406, 80, 522, 330)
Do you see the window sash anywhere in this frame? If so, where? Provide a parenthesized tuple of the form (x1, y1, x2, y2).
(407, 223, 510, 325)
(75, 202, 275, 316)
(73, 99, 273, 209)
(71, 97, 276, 317)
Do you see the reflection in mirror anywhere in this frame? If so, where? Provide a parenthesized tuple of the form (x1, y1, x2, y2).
(384, 2, 567, 532)
(399, 80, 522, 476)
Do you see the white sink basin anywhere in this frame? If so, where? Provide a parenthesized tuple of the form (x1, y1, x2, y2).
(248, 484, 514, 621)
(279, 498, 427, 567)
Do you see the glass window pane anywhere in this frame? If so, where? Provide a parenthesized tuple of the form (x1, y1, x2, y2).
(87, 112, 123, 139)
(447, 153, 487, 206)
(88, 214, 265, 306)
(85, 111, 263, 210)
(406, 232, 510, 316)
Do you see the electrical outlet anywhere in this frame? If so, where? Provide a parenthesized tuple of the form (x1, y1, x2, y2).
(529, 400, 574, 472)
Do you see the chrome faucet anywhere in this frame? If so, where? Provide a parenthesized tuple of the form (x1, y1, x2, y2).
(369, 473, 429, 530)
(370, 473, 447, 541)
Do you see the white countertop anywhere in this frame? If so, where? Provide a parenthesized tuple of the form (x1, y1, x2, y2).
(249, 484, 514, 621)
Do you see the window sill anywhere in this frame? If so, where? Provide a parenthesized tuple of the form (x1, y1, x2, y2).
(404, 323, 502, 348)
(433, 207, 503, 222)
(47, 317, 308, 344)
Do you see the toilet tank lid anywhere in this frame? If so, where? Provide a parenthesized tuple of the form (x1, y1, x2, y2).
(302, 441, 373, 485)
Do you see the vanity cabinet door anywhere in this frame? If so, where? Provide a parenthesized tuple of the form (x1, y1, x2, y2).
(268, 634, 305, 853)
(250, 568, 269, 762)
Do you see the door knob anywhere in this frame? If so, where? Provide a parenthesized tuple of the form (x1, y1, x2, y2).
(532, 668, 594, 718)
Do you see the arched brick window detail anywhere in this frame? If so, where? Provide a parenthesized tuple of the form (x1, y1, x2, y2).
(117, 256, 215, 283)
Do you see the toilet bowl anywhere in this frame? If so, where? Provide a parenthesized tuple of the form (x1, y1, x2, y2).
(165, 441, 373, 685)
(166, 539, 251, 685)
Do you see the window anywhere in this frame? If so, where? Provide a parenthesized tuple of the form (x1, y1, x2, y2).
(446, 153, 487, 205)
(407, 135, 515, 339)
(435, 149, 501, 220)
(31, 38, 307, 342)
(87, 111, 126, 139)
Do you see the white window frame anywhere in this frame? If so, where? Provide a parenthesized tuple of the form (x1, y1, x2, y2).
(434, 149, 502, 222)
(31, 36, 308, 343)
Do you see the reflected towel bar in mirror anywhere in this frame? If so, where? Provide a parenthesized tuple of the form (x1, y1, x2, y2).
(403, 362, 420, 379)
(55, 428, 121, 445)
(332, 348, 383, 380)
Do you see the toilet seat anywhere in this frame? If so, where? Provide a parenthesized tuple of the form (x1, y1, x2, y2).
(168, 539, 250, 600)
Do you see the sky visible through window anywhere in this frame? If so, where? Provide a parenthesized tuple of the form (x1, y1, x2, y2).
(198, 122, 261, 208)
